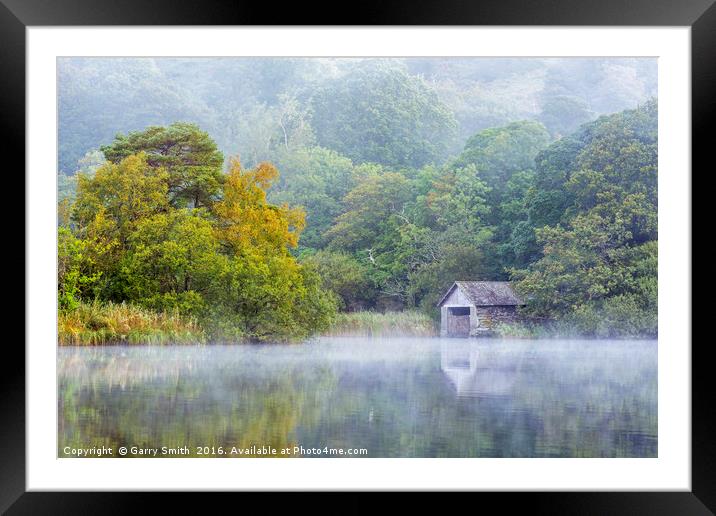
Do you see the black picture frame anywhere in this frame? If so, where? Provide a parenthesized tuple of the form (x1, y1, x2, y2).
(3, 0, 710, 512)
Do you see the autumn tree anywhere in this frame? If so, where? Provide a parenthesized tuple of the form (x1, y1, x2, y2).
(63, 139, 336, 341)
(70, 153, 170, 299)
(212, 158, 305, 255)
(208, 158, 334, 340)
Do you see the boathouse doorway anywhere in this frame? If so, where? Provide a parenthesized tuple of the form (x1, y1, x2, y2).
(447, 306, 471, 337)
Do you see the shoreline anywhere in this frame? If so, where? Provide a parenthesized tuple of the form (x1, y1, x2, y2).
(58, 333, 658, 347)
(58, 301, 656, 346)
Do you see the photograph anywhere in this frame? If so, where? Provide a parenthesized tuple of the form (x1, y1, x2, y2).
(56, 56, 659, 459)
(4, 6, 705, 508)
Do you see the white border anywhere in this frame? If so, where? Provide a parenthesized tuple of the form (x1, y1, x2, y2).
(27, 27, 691, 491)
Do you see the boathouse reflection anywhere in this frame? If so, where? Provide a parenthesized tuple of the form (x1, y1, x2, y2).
(440, 340, 517, 398)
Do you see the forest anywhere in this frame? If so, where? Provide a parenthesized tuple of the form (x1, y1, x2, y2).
(57, 58, 657, 342)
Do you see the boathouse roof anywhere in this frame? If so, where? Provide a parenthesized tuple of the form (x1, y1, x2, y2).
(437, 281, 524, 307)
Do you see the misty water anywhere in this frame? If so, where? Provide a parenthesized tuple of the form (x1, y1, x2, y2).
(58, 338, 657, 458)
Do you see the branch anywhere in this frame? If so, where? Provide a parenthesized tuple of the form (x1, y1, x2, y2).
(366, 248, 376, 265)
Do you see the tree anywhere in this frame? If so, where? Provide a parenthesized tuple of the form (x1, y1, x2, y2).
(511, 219, 657, 337)
(268, 146, 355, 250)
(311, 63, 457, 168)
(418, 164, 492, 234)
(538, 95, 595, 138)
(325, 171, 412, 253)
(120, 209, 229, 314)
(63, 143, 337, 341)
(208, 157, 336, 340)
(57, 227, 103, 309)
(450, 120, 551, 272)
(495, 170, 540, 267)
(213, 158, 305, 255)
(323, 170, 418, 306)
(395, 164, 495, 310)
(511, 101, 658, 337)
(71, 153, 170, 299)
(302, 250, 376, 311)
(73, 153, 170, 244)
(453, 120, 550, 204)
(501, 99, 658, 274)
(101, 122, 224, 208)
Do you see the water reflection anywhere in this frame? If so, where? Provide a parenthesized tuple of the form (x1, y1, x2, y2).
(440, 340, 517, 397)
(58, 338, 657, 458)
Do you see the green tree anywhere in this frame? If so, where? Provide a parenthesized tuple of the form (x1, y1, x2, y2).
(70, 153, 170, 300)
(538, 95, 595, 138)
(417, 164, 492, 234)
(394, 164, 495, 310)
(453, 120, 550, 205)
(57, 227, 103, 309)
(512, 101, 658, 337)
(120, 209, 229, 314)
(101, 122, 224, 208)
(324, 170, 416, 306)
(73, 153, 170, 244)
(208, 241, 337, 342)
(311, 63, 457, 168)
(269, 146, 356, 250)
(302, 250, 376, 311)
(450, 120, 550, 271)
(325, 171, 413, 253)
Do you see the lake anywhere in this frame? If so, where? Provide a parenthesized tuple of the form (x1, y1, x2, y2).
(58, 338, 657, 458)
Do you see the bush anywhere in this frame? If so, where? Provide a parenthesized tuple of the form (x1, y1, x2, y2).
(494, 294, 657, 339)
(567, 294, 657, 338)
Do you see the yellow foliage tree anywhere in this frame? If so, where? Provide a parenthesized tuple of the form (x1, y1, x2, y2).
(73, 152, 170, 246)
(213, 158, 305, 255)
(71, 153, 170, 297)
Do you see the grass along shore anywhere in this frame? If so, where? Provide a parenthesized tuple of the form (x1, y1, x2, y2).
(59, 302, 437, 345)
(58, 303, 653, 344)
(322, 310, 437, 338)
(58, 300, 206, 345)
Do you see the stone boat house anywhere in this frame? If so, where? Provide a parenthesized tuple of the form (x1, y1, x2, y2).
(437, 281, 524, 337)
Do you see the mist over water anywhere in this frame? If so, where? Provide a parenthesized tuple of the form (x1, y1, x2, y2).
(58, 338, 657, 458)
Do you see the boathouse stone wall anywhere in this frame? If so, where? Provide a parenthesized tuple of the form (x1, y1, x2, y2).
(473, 306, 521, 330)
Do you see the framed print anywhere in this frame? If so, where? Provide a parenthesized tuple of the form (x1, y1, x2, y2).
(4, 0, 712, 512)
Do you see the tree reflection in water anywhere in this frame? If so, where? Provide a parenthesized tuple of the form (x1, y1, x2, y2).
(59, 338, 657, 458)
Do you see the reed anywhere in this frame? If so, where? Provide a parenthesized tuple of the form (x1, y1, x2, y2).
(494, 321, 583, 339)
(58, 300, 206, 345)
(323, 310, 437, 337)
